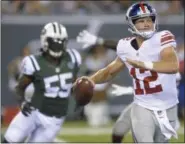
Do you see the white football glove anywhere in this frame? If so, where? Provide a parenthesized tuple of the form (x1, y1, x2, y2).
(76, 30, 104, 49)
(110, 84, 133, 97)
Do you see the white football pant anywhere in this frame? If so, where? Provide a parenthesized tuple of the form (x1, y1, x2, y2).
(4, 109, 65, 142)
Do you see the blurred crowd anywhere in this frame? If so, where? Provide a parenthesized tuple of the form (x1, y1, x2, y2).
(2, 0, 184, 15)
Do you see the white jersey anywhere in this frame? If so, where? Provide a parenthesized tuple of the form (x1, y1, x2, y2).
(117, 30, 179, 110)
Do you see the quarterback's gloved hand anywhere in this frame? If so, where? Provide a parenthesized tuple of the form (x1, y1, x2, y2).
(110, 84, 133, 97)
(21, 101, 34, 117)
(76, 30, 104, 49)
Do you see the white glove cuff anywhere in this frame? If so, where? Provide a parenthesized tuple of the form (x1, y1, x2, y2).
(144, 61, 153, 70)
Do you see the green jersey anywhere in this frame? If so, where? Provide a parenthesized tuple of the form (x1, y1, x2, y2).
(21, 49, 81, 118)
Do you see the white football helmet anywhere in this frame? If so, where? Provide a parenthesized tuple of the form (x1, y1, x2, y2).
(40, 22, 68, 58)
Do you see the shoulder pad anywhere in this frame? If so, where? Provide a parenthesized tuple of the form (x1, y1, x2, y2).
(21, 56, 35, 75)
(116, 37, 134, 53)
(122, 37, 135, 42)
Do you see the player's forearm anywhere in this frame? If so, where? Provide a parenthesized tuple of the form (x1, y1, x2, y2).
(89, 68, 115, 84)
(15, 85, 25, 103)
(15, 75, 32, 103)
(138, 61, 179, 74)
(152, 61, 179, 73)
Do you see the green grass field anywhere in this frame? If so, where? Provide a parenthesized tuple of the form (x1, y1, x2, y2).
(2, 120, 184, 143)
(59, 134, 185, 143)
(55, 120, 185, 143)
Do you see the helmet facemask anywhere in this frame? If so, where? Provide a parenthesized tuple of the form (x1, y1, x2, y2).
(45, 37, 67, 58)
(128, 15, 157, 39)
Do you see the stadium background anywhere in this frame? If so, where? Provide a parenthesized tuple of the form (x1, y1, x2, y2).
(1, 1, 184, 142)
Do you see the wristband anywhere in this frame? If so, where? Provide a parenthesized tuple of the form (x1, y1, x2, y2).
(144, 61, 153, 70)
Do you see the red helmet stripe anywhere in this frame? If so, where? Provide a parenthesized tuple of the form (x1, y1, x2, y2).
(140, 2, 146, 13)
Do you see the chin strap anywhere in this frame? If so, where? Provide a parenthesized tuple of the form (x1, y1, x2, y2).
(128, 28, 137, 35)
(128, 28, 155, 39)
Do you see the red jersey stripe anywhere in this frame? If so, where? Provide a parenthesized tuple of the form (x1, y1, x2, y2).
(161, 33, 172, 38)
(161, 40, 175, 46)
(161, 35, 174, 43)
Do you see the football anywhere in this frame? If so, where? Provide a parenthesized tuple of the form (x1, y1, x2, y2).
(73, 78, 94, 106)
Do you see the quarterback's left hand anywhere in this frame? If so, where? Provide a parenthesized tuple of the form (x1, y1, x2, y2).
(126, 58, 144, 69)
(73, 76, 95, 90)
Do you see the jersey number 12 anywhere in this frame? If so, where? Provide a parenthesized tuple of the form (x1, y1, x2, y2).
(130, 68, 163, 95)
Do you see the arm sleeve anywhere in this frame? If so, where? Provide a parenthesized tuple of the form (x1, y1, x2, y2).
(116, 39, 126, 62)
(160, 30, 177, 51)
(20, 56, 35, 75)
(71, 49, 82, 67)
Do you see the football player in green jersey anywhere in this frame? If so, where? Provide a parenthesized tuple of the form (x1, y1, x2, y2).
(3, 22, 81, 143)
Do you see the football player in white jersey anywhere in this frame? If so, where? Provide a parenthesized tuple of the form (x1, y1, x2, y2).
(77, 31, 181, 143)
(75, 1, 179, 143)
